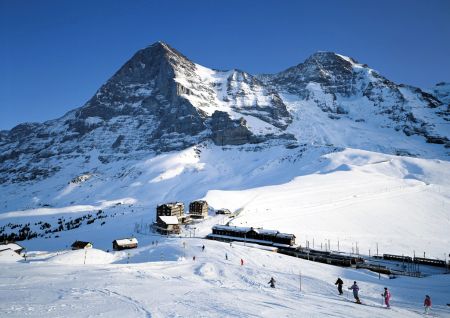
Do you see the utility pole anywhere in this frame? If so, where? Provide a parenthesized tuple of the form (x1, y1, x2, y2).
(299, 270, 302, 294)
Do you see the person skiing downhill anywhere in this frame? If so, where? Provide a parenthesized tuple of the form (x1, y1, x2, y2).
(348, 281, 361, 304)
(424, 295, 432, 314)
(335, 277, 344, 295)
(381, 287, 391, 308)
(240, 258, 244, 266)
(268, 277, 276, 288)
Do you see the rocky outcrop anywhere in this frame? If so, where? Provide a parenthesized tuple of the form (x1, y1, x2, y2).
(209, 111, 254, 146)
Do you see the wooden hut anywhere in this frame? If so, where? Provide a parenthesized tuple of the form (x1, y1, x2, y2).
(112, 238, 138, 250)
(189, 200, 208, 219)
(155, 216, 180, 234)
(71, 241, 93, 250)
(0, 242, 24, 254)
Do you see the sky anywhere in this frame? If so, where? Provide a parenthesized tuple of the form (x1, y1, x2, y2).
(1, 0, 449, 130)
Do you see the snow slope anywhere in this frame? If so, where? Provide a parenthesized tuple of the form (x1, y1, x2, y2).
(1, 237, 449, 317)
(1, 145, 448, 259)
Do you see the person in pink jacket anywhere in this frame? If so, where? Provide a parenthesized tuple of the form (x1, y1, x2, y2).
(381, 287, 391, 308)
(424, 295, 432, 314)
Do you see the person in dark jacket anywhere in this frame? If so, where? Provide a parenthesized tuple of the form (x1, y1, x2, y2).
(335, 278, 344, 295)
(268, 277, 276, 288)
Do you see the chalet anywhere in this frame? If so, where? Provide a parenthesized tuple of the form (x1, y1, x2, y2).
(208, 225, 296, 246)
(112, 238, 138, 251)
(156, 202, 190, 224)
(189, 200, 208, 219)
(0, 242, 25, 254)
(71, 241, 93, 250)
(155, 216, 181, 235)
(216, 209, 231, 215)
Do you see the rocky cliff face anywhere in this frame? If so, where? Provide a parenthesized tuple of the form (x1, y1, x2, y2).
(260, 52, 449, 147)
(0, 43, 448, 185)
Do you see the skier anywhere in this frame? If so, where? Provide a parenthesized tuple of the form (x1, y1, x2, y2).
(424, 295, 432, 314)
(348, 281, 361, 304)
(202, 245, 205, 252)
(268, 277, 276, 288)
(193, 256, 196, 261)
(225, 253, 228, 260)
(240, 258, 244, 266)
(335, 277, 344, 295)
(381, 287, 391, 308)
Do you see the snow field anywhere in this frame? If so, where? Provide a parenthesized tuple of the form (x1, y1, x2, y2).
(1, 238, 449, 317)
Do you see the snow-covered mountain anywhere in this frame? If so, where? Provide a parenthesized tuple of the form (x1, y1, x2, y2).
(0, 42, 449, 258)
(1, 42, 449, 185)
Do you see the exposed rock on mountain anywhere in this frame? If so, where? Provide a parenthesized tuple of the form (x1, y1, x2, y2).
(0, 43, 448, 185)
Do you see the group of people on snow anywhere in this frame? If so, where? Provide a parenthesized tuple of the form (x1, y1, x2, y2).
(335, 278, 432, 313)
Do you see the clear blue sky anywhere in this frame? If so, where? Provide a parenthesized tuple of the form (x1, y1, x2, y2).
(1, 0, 449, 130)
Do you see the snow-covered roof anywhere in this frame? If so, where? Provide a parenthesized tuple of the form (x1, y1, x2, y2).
(0, 243, 24, 252)
(159, 202, 184, 208)
(252, 228, 279, 235)
(216, 209, 231, 214)
(0, 248, 23, 262)
(212, 225, 295, 238)
(276, 233, 296, 239)
(158, 216, 179, 225)
(213, 225, 252, 233)
(113, 238, 138, 246)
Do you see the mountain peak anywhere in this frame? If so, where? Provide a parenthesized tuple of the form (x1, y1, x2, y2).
(304, 51, 359, 67)
(138, 41, 190, 64)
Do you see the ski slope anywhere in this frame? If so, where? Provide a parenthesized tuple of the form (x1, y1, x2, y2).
(1, 237, 450, 317)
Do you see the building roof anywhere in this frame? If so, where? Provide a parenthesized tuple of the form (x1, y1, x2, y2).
(71, 241, 92, 248)
(158, 202, 184, 208)
(158, 216, 179, 225)
(212, 225, 295, 238)
(0, 243, 24, 252)
(113, 238, 138, 246)
(190, 200, 207, 204)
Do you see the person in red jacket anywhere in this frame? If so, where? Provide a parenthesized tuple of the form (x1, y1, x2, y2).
(381, 287, 391, 308)
(424, 295, 432, 314)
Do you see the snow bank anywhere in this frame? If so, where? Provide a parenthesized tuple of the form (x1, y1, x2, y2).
(47, 248, 118, 265)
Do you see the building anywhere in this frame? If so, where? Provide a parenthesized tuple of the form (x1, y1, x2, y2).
(156, 202, 190, 224)
(155, 216, 180, 235)
(208, 225, 296, 246)
(189, 200, 208, 219)
(71, 241, 93, 250)
(112, 238, 138, 250)
(0, 242, 25, 254)
(216, 209, 231, 215)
